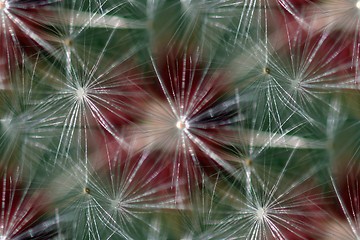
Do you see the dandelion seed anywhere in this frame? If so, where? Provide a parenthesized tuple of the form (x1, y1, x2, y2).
(130, 46, 238, 195)
(357, 1, 360, 9)
(232, 24, 352, 133)
(32, 48, 145, 164)
(49, 141, 180, 239)
(46, 158, 122, 239)
(217, 161, 327, 239)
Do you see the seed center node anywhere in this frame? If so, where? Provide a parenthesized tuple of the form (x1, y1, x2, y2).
(263, 67, 271, 75)
(176, 119, 188, 130)
(84, 187, 91, 194)
(256, 207, 267, 220)
(76, 87, 87, 100)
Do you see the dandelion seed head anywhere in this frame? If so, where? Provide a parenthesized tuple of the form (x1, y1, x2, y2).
(356, 1, 360, 9)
